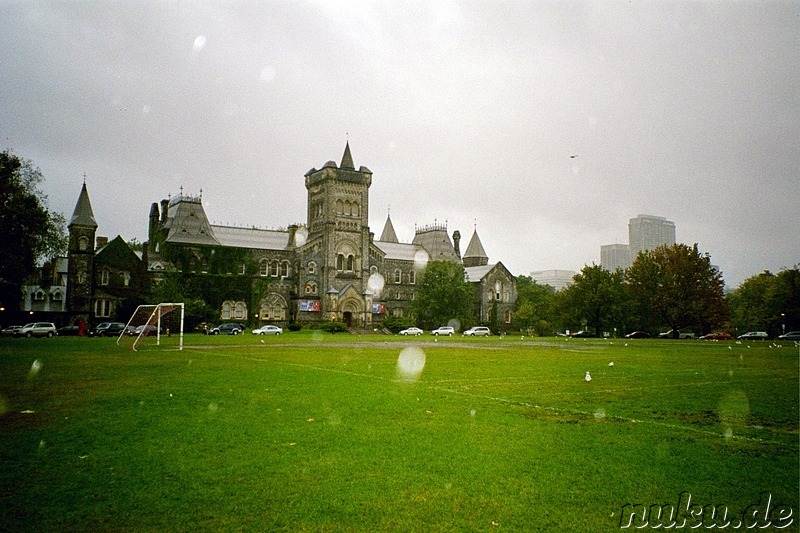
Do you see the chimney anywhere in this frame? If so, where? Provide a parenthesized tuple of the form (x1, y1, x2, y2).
(96, 236, 108, 250)
(452, 230, 462, 260)
(160, 199, 169, 223)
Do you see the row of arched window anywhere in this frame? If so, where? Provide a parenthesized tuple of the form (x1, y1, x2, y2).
(335, 199, 360, 217)
(259, 259, 291, 278)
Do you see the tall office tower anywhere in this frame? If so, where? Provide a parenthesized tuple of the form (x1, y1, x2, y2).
(530, 269, 576, 291)
(628, 214, 676, 259)
(600, 244, 631, 271)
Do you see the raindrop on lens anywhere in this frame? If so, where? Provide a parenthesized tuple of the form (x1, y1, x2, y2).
(396, 347, 426, 381)
(413, 249, 429, 270)
(28, 359, 42, 379)
(367, 272, 385, 297)
(193, 35, 207, 52)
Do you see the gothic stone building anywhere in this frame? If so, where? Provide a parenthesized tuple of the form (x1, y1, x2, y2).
(63, 143, 516, 330)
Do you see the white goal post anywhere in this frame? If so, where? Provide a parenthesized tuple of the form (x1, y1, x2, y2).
(117, 303, 185, 351)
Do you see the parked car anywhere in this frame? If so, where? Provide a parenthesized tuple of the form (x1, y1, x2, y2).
(431, 326, 455, 336)
(399, 327, 423, 336)
(95, 322, 127, 337)
(17, 322, 58, 338)
(130, 324, 163, 337)
(737, 331, 768, 341)
(569, 330, 593, 338)
(252, 325, 283, 335)
(463, 326, 491, 337)
(1, 325, 23, 336)
(699, 332, 733, 340)
(57, 325, 82, 336)
(624, 331, 651, 339)
(658, 330, 696, 339)
(777, 331, 800, 340)
(210, 323, 244, 335)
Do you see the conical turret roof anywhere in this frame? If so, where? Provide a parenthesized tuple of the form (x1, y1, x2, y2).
(463, 228, 489, 267)
(340, 141, 355, 170)
(69, 182, 98, 228)
(379, 214, 399, 243)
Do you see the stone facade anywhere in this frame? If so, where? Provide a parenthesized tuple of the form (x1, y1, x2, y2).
(55, 143, 515, 330)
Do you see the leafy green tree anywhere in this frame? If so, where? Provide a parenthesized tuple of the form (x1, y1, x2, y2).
(557, 264, 627, 336)
(412, 260, 474, 330)
(0, 151, 67, 311)
(514, 275, 556, 335)
(627, 244, 727, 337)
(729, 267, 799, 336)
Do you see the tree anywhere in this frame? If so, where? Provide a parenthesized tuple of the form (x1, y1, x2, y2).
(514, 275, 556, 335)
(729, 267, 800, 337)
(412, 260, 474, 330)
(557, 264, 627, 336)
(0, 151, 67, 311)
(626, 243, 727, 337)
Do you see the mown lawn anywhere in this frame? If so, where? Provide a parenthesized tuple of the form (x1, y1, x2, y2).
(1, 333, 798, 531)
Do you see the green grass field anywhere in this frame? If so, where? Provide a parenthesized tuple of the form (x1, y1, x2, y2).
(1, 333, 798, 531)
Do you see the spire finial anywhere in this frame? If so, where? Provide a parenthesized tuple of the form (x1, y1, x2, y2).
(82, 172, 87, 184)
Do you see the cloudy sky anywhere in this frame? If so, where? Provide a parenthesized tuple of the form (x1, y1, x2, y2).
(2, 1, 797, 288)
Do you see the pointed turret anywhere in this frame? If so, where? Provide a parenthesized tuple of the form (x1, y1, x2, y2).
(379, 213, 399, 243)
(340, 141, 355, 170)
(69, 182, 98, 228)
(462, 228, 489, 267)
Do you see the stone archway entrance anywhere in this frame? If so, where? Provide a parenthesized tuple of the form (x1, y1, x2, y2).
(343, 311, 353, 327)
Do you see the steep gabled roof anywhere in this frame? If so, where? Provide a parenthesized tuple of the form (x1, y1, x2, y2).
(379, 214, 399, 243)
(69, 182, 98, 228)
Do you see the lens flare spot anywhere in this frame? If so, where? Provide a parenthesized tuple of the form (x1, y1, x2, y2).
(396, 347, 426, 381)
(293, 226, 308, 247)
(28, 359, 42, 379)
(193, 35, 207, 52)
(414, 249, 429, 270)
(367, 272, 385, 297)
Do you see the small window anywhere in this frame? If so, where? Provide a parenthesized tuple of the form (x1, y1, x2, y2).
(270, 260, 279, 277)
(34, 290, 45, 301)
(393, 269, 402, 284)
(95, 299, 111, 318)
(259, 259, 268, 277)
(123, 271, 131, 287)
(280, 261, 289, 278)
(78, 236, 89, 251)
(239, 262, 246, 275)
(336, 254, 344, 272)
(409, 270, 416, 285)
(504, 309, 512, 324)
(101, 270, 110, 286)
(308, 261, 317, 275)
(346, 255, 355, 272)
(52, 290, 63, 301)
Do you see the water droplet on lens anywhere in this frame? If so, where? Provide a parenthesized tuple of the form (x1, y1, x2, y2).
(396, 347, 426, 381)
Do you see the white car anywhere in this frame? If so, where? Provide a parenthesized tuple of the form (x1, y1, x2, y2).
(253, 325, 283, 335)
(431, 326, 455, 336)
(399, 327, 423, 336)
(18, 322, 58, 338)
(463, 326, 491, 337)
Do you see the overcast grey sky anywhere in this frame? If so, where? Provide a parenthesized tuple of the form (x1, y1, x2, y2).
(2, 1, 797, 288)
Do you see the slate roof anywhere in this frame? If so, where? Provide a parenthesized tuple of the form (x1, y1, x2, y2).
(69, 183, 98, 228)
(379, 214, 399, 243)
(374, 241, 428, 262)
(463, 229, 488, 260)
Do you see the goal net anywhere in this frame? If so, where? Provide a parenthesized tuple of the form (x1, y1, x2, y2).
(117, 303, 184, 351)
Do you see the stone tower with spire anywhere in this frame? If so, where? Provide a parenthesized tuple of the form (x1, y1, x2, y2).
(66, 182, 98, 325)
(303, 142, 374, 324)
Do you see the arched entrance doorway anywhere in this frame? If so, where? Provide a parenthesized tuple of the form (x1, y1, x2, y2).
(343, 311, 353, 327)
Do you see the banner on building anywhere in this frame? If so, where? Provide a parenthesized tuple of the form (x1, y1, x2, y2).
(299, 300, 321, 312)
(372, 303, 386, 315)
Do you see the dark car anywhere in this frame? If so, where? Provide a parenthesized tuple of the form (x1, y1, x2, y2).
(699, 332, 733, 340)
(624, 331, 650, 339)
(777, 331, 800, 340)
(95, 322, 127, 337)
(737, 331, 768, 341)
(210, 323, 244, 335)
(57, 325, 82, 336)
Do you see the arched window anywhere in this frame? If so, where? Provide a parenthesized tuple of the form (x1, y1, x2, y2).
(409, 270, 416, 284)
(305, 282, 318, 295)
(101, 269, 110, 286)
(34, 289, 45, 301)
(308, 261, 317, 275)
(259, 259, 269, 277)
(270, 260, 279, 277)
(336, 254, 344, 272)
(336, 199, 344, 214)
(346, 255, 355, 272)
(260, 293, 287, 321)
(394, 269, 402, 284)
(78, 236, 89, 251)
(280, 261, 290, 278)
(504, 309, 512, 324)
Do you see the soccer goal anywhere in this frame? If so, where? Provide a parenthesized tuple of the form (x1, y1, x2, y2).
(117, 303, 184, 351)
